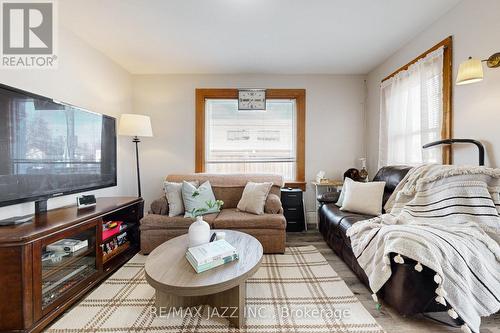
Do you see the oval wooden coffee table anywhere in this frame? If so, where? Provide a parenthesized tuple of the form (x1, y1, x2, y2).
(145, 230, 263, 328)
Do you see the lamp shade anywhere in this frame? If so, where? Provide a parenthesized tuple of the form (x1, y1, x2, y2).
(456, 58, 484, 85)
(118, 114, 153, 137)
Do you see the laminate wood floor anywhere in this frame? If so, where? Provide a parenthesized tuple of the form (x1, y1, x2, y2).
(286, 230, 500, 333)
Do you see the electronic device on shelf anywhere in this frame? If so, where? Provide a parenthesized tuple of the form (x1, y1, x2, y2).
(46, 239, 89, 253)
(77, 195, 97, 209)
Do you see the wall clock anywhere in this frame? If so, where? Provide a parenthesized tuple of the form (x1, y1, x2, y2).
(238, 89, 266, 110)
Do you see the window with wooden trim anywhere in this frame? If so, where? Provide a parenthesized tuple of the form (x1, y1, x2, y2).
(196, 89, 305, 189)
(379, 37, 452, 167)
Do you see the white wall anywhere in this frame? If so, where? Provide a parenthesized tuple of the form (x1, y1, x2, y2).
(132, 74, 367, 222)
(366, 0, 500, 173)
(0, 27, 135, 219)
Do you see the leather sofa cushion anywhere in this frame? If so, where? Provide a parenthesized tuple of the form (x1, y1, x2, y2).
(339, 214, 373, 237)
(321, 204, 373, 232)
(373, 165, 412, 206)
(140, 212, 218, 230)
(213, 208, 286, 230)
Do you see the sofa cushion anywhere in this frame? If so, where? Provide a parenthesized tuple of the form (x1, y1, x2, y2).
(213, 208, 286, 230)
(149, 196, 168, 215)
(213, 187, 245, 209)
(140, 212, 218, 231)
(164, 180, 199, 216)
(166, 174, 284, 208)
(264, 193, 282, 214)
(182, 181, 220, 217)
(237, 182, 273, 215)
(340, 179, 386, 216)
(320, 204, 373, 237)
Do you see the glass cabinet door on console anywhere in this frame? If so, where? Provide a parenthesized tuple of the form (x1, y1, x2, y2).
(35, 221, 99, 314)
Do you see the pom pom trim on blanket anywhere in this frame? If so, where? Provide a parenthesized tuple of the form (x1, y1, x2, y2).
(372, 257, 465, 328)
(414, 262, 423, 272)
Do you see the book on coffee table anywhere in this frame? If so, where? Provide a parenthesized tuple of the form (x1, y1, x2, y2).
(186, 239, 239, 273)
(186, 252, 239, 273)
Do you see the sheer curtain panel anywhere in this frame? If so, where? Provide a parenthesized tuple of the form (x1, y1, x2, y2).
(379, 46, 444, 168)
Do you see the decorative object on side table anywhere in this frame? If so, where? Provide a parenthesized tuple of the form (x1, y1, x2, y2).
(118, 114, 153, 197)
(343, 168, 363, 181)
(281, 187, 306, 232)
(316, 170, 327, 183)
(359, 157, 369, 182)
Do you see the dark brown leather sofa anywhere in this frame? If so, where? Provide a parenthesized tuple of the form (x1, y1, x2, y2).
(318, 166, 448, 316)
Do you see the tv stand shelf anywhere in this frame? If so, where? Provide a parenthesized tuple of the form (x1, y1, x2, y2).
(0, 197, 144, 333)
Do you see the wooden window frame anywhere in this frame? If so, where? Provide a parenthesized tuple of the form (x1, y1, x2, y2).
(382, 36, 453, 164)
(195, 88, 306, 190)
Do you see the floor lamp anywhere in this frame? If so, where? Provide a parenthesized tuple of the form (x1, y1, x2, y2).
(118, 114, 153, 197)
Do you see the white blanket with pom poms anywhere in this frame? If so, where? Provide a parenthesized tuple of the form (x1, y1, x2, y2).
(346, 164, 500, 333)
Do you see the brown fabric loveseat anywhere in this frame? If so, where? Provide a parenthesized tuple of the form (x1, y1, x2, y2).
(140, 173, 286, 254)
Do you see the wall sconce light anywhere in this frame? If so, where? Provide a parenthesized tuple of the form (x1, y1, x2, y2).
(456, 52, 500, 85)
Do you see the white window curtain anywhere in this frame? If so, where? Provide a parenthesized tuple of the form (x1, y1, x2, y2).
(378, 46, 444, 168)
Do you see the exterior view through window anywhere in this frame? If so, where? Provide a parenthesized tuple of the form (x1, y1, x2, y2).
(205, 99, 297, 180)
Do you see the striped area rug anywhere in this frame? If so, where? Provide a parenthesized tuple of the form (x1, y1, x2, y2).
(46, 246, 384, 333)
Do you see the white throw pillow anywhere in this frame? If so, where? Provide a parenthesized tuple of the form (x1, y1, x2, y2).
(340, 180, 386, 216)
(182, 181, 220, 218)
(237, 182, 273, 215)
(335, 178, 352, 207)
(164, 181, 198, 217)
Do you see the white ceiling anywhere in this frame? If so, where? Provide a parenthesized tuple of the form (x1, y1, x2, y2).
(60, 0, 461, 75)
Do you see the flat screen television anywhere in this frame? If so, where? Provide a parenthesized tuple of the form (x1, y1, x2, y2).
(0, 83, 117, 210)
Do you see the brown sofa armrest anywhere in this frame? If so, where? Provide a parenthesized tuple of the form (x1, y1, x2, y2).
(264, 193, 283, 214)
(149, 196, 169, 215)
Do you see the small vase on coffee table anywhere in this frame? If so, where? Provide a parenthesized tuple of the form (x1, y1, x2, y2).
(188, 216, 210, 247)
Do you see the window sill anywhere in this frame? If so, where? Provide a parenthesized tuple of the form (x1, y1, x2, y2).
(284, 181, 307, 191)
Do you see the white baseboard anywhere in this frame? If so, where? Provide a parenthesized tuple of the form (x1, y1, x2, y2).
(305, 211, 317, 229)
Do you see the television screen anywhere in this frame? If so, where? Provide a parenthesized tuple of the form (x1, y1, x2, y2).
(0, 84, 117, 207)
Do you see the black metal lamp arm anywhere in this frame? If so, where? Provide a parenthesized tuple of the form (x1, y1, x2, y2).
(422, 139, 485, 166)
